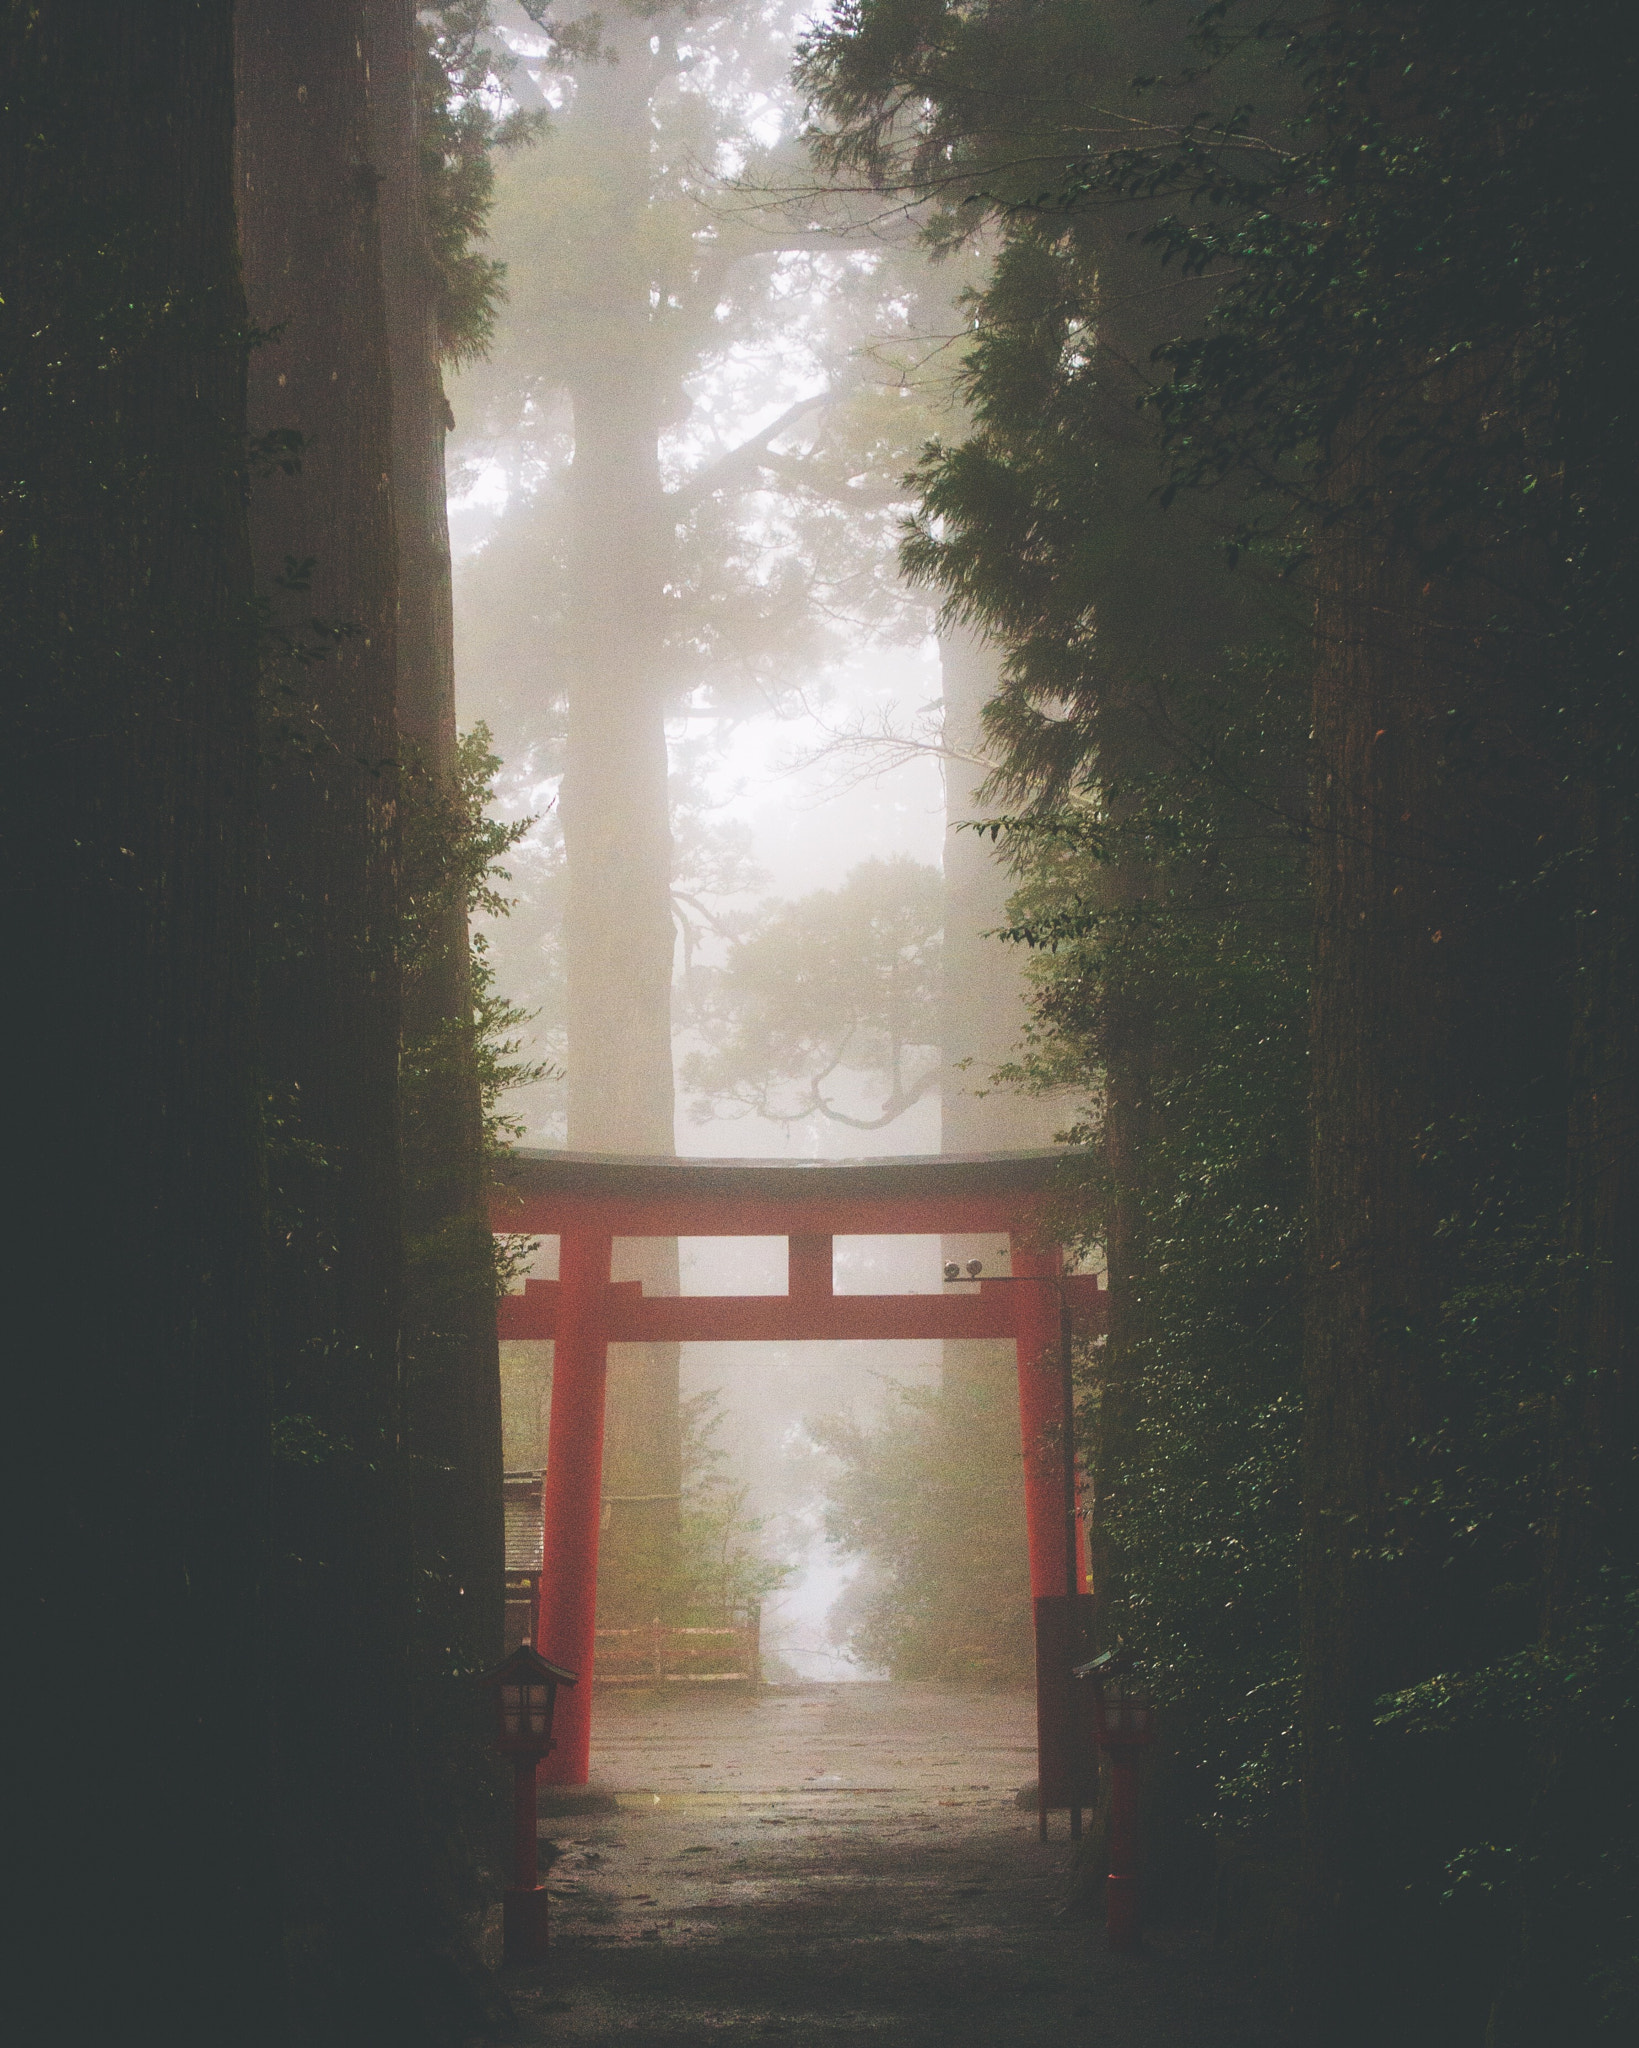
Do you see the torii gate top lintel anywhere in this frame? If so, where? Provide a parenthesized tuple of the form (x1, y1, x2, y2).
(490, 1145, 1081, 1239)
(491, 1148, 1105, 1345)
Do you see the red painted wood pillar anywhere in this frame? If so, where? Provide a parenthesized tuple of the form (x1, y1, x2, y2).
(535, 1224, 612, 1785)
(1011, 1245, 1085, 1600)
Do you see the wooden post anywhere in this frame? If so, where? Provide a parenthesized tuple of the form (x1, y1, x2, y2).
(1105, 1748, 1141, 1951)
(787, 1232, 833, 1301)
(502, 1753, 550, 1963)
(1033, 1593, 1097, 1839)
(536, 1226, 612, 1784)
(1014, 1248, 1092, 1828)
(1012, 1248, 1081, 1600)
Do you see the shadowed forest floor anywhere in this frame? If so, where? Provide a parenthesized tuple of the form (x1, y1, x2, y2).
(486, 1684, 1286, 2045)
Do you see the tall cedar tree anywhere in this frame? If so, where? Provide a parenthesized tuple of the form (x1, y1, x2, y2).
(1254, 19, 1639, 2039)
(514, 4, 692, 1594)
(236, 9, 475, 2038)
(467, 5, 950, 1607)
(475, 1, 762, 1612)
(2, 4, 280, 2040)
(1109, 8, 1639, 2033)
(364, 0, 509, 1922)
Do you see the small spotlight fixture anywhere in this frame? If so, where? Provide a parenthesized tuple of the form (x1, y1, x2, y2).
(966, 1258, 984, 1279)
(942, 1261, 960, 1281)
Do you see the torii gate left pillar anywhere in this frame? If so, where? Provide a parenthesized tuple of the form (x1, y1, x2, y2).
(491, 1150, 1104, 1785)
(534, 1225, 612, 1783)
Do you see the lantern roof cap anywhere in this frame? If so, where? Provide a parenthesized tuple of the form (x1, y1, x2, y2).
(483, 1641, 578, 1690)
(1073, 1647, 1131, 1681)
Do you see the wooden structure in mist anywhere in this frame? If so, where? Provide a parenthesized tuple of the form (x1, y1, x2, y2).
(491, 1149, 1105, 1784)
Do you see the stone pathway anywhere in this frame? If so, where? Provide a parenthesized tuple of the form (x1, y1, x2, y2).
(493, 1684, 1283, 2046)
(587, 1680, 1041, 1798)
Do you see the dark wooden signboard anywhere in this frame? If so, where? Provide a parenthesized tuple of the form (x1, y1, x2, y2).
(1034, 1593, 1099, 1836)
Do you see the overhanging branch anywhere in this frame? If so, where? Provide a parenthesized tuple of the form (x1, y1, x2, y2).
(669, 392, 830, 512)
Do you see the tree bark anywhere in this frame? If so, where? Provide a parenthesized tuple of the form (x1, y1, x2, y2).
(236, 7, 436, 2032)
(1298, 384, 1530, 2032)
(363, 0, 508, 1880)
(2, 4, 279, 2037)
(1497, 304, 1639, 2039)
(1302, 511, 1442, 2033)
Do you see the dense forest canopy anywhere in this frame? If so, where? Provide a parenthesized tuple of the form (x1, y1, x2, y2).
(799, 3, 1639, 2041)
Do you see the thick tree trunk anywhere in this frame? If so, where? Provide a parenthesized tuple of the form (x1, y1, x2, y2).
(236, 8, 443, 2034)
(1493, 775, 1639, 2042)
(1296, 322, 1585, 2033)
(1302, 517, 1445, 2033)
(363, 0, 508, 1881)
(555, 18, 684, 1591)
(2, 5, 279, 2038)
(556, 15, 677, 1159)
(370, 0, 458, 764)
(1539, 299, 1639, 1650)
(1496, 307, 1639, 2036)
(1297, 378, 1543, 2030)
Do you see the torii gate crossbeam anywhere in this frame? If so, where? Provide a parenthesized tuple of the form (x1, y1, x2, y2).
(490, 1150, 1104, 1784)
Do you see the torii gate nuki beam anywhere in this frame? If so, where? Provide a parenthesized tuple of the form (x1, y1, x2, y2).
(490, 1149, 1105, 1784)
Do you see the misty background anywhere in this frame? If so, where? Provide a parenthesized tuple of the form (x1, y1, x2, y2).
(447, 2, 1058, 1677)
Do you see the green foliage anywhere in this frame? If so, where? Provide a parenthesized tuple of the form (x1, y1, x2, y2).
(805, 2, 1639, 2029)
(401, 723, 549, 1297)
(1084, 11, 1638, 2023)
(813, 1363, 1035, 1685)
(805, 3, 1226, 791)
(402, 726, 550, 1133)
(596, 1390, 793, 1628)
(394, 721, 549, 1923)
(1001, 656, 1309, 1829)
(420, 4, 544, 367)
(676, 1390, 795, 1624)
(681, 854, 942, 1130)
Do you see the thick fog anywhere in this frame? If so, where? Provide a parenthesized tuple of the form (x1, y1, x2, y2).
(448, 3, 1061, 1675)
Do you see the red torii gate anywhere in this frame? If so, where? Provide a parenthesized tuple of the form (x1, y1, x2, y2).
(490, 1148, 1105, 1784)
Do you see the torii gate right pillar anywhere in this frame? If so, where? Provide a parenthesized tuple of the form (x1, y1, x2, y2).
(1012, 1246, 1084, 1600)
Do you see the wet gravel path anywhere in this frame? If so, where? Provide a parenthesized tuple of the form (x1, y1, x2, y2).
(493, 1685, 1282, 2046)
